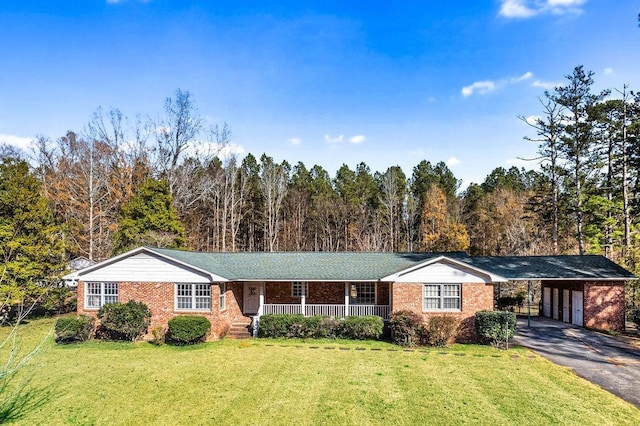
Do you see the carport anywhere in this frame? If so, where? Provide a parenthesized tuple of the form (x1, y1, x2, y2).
(466, 255, 636, 332)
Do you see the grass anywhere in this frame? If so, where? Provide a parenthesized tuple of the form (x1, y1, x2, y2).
(2, 317, 639, 425)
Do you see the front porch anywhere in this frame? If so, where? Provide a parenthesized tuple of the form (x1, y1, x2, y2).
(244, 281, 391, 320)
(262, 303, 390, 319)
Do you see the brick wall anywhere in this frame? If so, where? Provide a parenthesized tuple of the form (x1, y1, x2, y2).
(541, 281, 625, 331)
(584, 282, 625, 331)
(391, 282, 494, 342)
(77, 281, 245, 340)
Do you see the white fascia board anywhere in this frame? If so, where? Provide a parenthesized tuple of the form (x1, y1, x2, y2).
(67, 246, 229, 282)
(380, 256, 508, 283)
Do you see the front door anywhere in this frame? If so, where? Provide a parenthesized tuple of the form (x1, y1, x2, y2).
(572, 291, 584, 326)
(562, 289, 570, 323)
(244, 282, 261, 314)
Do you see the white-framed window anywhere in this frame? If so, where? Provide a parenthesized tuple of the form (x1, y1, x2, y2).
(176, 284, 212, 311)
(350, 283, 376, 305)
(219, 283, 227, 311)
(423, 284, 461, 311)
(85, 282, 118, 309)
(292, 281, 308, 298)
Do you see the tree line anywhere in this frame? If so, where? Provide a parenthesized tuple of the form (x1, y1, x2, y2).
(2, 67, 640, 304)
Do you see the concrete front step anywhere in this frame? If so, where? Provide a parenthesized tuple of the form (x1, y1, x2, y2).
(227, 321, 253, 339)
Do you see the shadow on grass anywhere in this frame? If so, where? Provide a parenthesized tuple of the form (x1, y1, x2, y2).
(0, 379, 52, 423)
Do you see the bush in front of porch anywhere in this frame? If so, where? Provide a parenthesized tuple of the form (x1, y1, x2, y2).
(257, 314, 383, 340)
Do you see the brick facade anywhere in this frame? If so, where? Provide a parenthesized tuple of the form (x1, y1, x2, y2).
(391, 282, 494, 342)
(264, 281, 390, 305)
(77, 281, 245, 340)
(541, 280, 625, 331)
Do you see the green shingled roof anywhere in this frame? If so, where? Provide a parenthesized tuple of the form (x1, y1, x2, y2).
(148, 248, 635, 281)
(151, 248, 470, 281)
(465, 255, 637, 281)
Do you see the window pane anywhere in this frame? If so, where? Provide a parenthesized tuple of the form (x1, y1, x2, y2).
(87, 283, 101, 295)
(177, 284, 192, 297)
(87, 295, 100, 308)
(177, 296, 192, 310)
(443, 285, 460, 297)
(104, 283, 118, 296)
(352, 283, 375, 305)
(424, 298, 440, 310)
(195, 297, 211, 310)
(423, 285, 440, 298)
(443, 298, 460, 310)
(292, 282, 307, 297)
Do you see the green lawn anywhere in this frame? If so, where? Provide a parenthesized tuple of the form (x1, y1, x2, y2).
(2, 317, 639, 425)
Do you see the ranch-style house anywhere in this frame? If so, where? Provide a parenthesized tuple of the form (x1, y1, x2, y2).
(65, 246, 635, 340)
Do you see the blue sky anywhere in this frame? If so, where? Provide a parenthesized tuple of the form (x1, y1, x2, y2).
(1, 0, 639, 187)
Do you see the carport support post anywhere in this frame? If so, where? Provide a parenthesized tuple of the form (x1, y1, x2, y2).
(527, 281, 531, 328)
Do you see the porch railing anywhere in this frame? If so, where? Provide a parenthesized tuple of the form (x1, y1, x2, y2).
(261, 304, 390, 320)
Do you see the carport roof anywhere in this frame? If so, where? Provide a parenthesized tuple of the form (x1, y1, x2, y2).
(465, 255, 637, 281)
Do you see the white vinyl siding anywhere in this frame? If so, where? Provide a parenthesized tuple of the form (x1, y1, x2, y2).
(423, 284, 461, 311)
(85, 282, 118, 309)
(176, 284, 211, 311)
(350, 283, 376, 305)
(292, 281, 308, 297)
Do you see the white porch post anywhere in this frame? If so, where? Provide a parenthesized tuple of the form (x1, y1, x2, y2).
(258, 282, 264, 316)
(344, 283, 350, 317)
(301, 283, 306, 316)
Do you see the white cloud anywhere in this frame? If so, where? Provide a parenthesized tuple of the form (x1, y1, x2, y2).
(0, 134, 32, 150)
(603, 67, 614, 76)
(499, 0, 587, 19)
(462, 81, 496, 97)
(462, 71, 534, 97)
(532, 79, 559, 89)
(289, 137, 301, 146)
(324, 134, 344, 144)
(348, 135, 366, 144)
(446, 157, 460, 166)
(512, 71, 533, 82)
(525, 115, 540, 125)
(499, 0, 537, 18)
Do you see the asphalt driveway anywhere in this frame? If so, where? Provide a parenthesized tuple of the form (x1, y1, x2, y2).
(512, 316, 640, 408)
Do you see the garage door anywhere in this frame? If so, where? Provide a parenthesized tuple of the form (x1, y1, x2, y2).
(572, 291, 583, 326)
(542, 287, 551, 317)
(552, 288, 559, 320)
(563, 289, 570, 322)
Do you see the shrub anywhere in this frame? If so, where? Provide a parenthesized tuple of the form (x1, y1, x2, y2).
(630, 307, 640, 329)
(338, 316, 384, 340)
(389, 310, 423, 346)
(475, 311, 517, 346)
(167, 316, 211, 345)
(423, 315, 458, 347)
(54, 315, 95, 344)
(257, 314, 305, 338)
(97, 300, 152, 341)
(257, 314, 383, 340)
(150, 326, 166, 346)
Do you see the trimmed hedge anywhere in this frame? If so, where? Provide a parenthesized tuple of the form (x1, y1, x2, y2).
(423, 315, 458, 347)
(97, 300, 152, 341)
(389, 310, 423, 346)
(257, 314, 383, 340)
(475, 310, 516, 346)
(54, 315, 95, 344)
(167, 316, 211, 345)
(338, 316, 384, 340)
